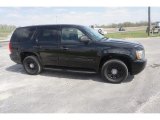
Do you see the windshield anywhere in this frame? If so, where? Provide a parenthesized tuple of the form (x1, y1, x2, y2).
(83, 26, 105, 41)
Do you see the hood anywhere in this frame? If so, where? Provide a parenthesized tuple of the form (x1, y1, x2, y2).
(100, 38, 142, 48)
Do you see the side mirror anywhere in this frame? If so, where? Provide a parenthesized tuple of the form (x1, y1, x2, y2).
(80, 36, 90, 43)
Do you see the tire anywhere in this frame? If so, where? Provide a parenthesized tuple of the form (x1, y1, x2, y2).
(101, 59, 128, 83)
(23, 56, 42, 75)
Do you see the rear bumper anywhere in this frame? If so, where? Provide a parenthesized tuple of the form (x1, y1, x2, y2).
(130, 59, 147, 75)
(10, 53, 21, 64)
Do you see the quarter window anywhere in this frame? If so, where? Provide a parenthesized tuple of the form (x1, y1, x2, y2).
(12, 27, 35, 42)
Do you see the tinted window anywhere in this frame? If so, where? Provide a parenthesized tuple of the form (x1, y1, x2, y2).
(82, 26, 104, 41)
(11, 27, 35, 42)
(62, 27, 85, 43)
(37, 29, 60, 43)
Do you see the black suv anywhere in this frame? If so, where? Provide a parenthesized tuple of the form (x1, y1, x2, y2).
(9, 24, 147, 83)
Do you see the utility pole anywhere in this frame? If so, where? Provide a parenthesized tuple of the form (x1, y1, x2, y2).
(148, 7, 151, 36)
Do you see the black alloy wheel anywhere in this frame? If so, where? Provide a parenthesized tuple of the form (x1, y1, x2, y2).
(23, 56, 42, 75)
(101, 59, 128, 83)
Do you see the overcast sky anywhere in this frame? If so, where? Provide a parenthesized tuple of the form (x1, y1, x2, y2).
(0, 7, 160, 26)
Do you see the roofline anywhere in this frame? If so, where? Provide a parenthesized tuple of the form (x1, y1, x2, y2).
(18, 24, 86, 28)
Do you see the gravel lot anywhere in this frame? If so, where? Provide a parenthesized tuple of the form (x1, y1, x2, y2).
(0, 38, 160, 113)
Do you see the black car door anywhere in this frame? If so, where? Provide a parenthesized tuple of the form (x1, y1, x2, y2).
(59, 26, 97, 70)
(35, 26, 61, 65)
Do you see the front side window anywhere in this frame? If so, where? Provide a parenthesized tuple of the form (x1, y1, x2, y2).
(62, 27, 85, 43)
(37, 29, 60, 43)
(82, 26, 104, 41)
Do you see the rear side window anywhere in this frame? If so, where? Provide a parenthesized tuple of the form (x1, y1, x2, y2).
(11, 27, 35, 42)
(37, 28, 60, 44)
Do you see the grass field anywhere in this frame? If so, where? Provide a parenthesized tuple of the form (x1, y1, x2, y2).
(0, 29, 14, 40)
(104, 26, 160, 38)
(104, 26, 147, 33)
(106, 30, 160, 39)
(0, 32, 11, 40)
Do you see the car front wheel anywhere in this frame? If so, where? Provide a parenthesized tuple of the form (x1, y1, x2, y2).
(101, 59, 128, 83)
(23, 56, 42, 75)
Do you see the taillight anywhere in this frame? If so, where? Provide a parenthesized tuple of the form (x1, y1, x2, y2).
(9, 42, 12, 53)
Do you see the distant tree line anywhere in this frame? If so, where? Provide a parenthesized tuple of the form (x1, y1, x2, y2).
(96, 21, 149, 28)
(0, 24, 16, 32)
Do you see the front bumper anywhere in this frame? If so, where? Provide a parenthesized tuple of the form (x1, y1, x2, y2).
(130, 59, 147, 75)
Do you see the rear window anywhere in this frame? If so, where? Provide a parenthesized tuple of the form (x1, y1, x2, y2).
(11, 27, 36, 42)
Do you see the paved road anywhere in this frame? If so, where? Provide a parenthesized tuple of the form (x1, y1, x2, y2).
(0, 38, 160, 113)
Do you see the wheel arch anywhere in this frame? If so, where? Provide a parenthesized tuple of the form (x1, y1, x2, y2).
(20, 52, 41, 63)
(99, 53, 132, 73)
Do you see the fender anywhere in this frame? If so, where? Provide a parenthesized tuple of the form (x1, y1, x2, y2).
(101, 48, 134, 61)
(19, 51, 43, 65)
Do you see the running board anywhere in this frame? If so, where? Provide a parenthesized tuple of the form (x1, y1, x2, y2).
(44, 67, 97, 74)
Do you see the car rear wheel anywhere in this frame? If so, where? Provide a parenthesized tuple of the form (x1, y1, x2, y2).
(101, 59, 128, 83)
(23, 56, 42, 75)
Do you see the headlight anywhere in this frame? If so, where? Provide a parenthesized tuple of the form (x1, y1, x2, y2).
(136, 50, 145, 60)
